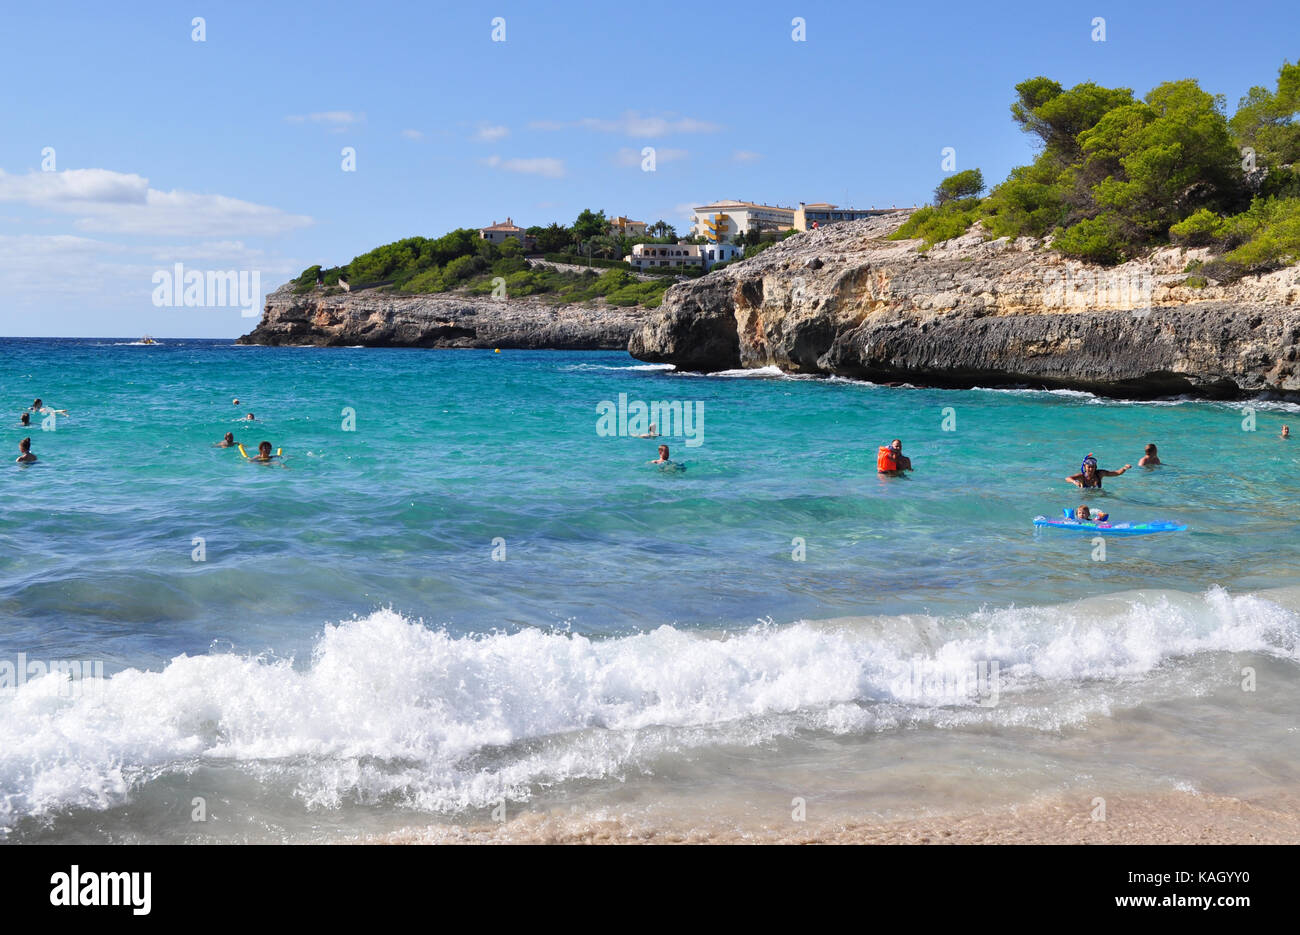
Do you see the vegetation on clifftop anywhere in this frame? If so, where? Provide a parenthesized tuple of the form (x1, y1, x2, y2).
(291, 209, 696, 307)
(891, 61, 1300, 277)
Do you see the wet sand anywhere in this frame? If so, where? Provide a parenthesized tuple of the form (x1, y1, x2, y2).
(374, 791, 1300, 845)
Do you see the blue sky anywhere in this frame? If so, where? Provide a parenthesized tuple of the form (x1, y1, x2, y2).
(0, 0, 1295, 337)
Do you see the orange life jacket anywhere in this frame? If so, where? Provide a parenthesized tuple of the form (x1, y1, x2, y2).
(877, 446, 899, 472)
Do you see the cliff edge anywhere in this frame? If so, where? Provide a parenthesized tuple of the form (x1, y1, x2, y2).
(239, 284, 655, 349)
(628, 213, 1300, 398)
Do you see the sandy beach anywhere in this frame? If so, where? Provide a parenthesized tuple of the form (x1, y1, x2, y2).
(373, 790, 1300, 845)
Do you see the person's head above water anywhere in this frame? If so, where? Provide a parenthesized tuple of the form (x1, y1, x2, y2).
(19, 412, 29, 426)
(232, 398, 240, 405)
(258, 441, 272, 457)
(31, 398, 41, 410)
(223, 432, 234, 443)
(246, 413, 255, 420)
(19, 437, 31, 452)
(891, 439, 903, 451)
(1081, 454, 1099, 476)
(1075, 504, 1091, 520)
(1283, 425, 1291, 438)
(658, 444, 669, 460)
(1145, 444, 1157, 455)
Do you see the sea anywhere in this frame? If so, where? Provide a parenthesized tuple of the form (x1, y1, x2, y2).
(2, 337, 1298, 842)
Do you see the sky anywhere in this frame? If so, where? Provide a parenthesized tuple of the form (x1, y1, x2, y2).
(0, 0, 1295, 337)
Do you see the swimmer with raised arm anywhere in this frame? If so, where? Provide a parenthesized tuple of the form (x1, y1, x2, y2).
(1066, 454, 1130, 489)
(29, 398, 68, 416)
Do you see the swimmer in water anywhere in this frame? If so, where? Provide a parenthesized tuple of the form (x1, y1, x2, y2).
(19, 412, 29, 426)
(214, 432, 238, 448)
(634, 423, 660, 439)
(29, 398, 68, 416)
(1283, 425, 1291, 439)
(649, 444, 671, 465)
(1073, 504, 1109, 522)
(240, 440, 287, 466)
(245, 413, 255, 421)
(1066, 454, 1130, 489)
(1138, 443, 1161, 466)
(232, 398, 240, 406)
(16, 437, 36, 463)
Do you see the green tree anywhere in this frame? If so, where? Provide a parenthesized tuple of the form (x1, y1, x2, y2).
(573, 208, 608, 241)
(1230, 61, 1300, 168)
(934, 169, 986, 205)
(535, 223, 572, 253)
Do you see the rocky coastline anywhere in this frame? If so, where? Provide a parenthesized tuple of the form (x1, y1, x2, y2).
(629, 213, 1300, 399)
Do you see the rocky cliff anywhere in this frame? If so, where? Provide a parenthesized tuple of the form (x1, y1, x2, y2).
(629, 213, 1300, 398)
(239, 284, 654, 349)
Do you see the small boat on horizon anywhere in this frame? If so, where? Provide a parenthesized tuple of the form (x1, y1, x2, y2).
(140, 335, 157, 345)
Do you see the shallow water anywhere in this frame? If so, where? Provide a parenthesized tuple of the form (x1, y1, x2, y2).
(2, 339, 1298, 842)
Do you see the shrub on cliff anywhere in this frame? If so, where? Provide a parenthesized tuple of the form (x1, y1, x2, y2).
(889, 199, 981, 250)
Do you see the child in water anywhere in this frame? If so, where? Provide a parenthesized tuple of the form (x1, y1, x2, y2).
(251, 441, 278, 462)
(16, 437, 36, 463)
(1073, 504, 1109, 522)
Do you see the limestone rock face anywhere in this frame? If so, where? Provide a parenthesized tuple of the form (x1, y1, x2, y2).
(239, 285, 654, 350)
(629, 213, 1300, 398)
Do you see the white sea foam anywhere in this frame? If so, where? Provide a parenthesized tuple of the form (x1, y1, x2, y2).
(1, 587, 1296, 827)
(560, 363, 676, 372)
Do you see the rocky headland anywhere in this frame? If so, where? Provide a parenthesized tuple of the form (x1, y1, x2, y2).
(629, 213, 1300, 399)
(239, 284, 655, 349)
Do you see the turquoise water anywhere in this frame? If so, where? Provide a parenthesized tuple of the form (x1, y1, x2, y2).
(3, 338, 1299, 841)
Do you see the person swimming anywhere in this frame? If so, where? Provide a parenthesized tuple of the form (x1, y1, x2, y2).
(1138, 443, 1161, 466)
(245, 413, 255, 421)
(877, 438, 913, 474)
(19, 412, 29, 426)
(1073, 504, 1109, 522)
(1066, 454, 1130, 489)
(214, 432, 238, 448)
(634, 423, 660, 439)
(649, 444, 671, 465)
(1283, 425, 1291, 440)
(29, 398, 68, 416)
(16, 437, 36, 463)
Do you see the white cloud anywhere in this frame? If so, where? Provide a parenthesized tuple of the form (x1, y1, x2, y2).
(732, 150, 762, 163)
(530, 111, 722, 137)
(0, 168, 149, 205)
(401, 129, 425, 141)
(481, 155, 565, 179)
(473, 124, 510, 142)
(0, 169, 313, 237)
